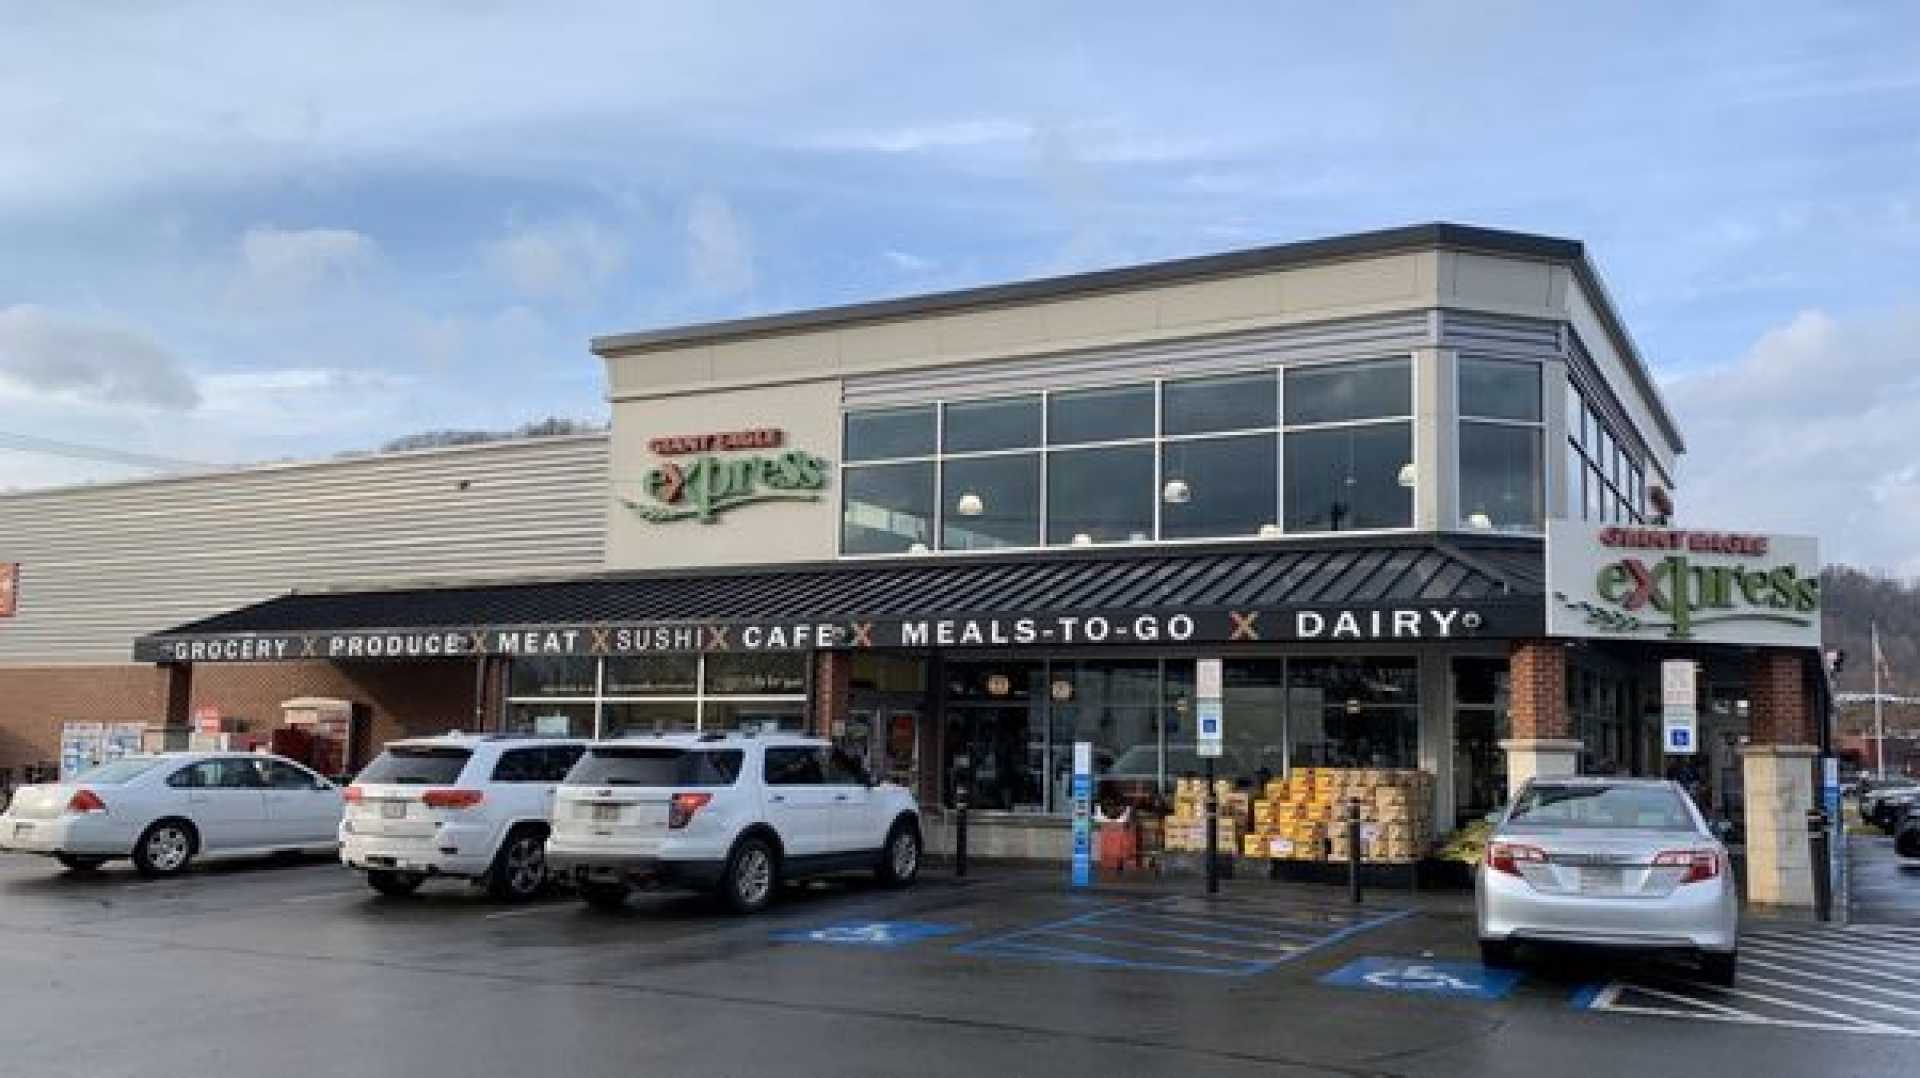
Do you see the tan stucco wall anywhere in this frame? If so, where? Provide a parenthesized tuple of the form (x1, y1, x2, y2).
(605, 379, 844, 569)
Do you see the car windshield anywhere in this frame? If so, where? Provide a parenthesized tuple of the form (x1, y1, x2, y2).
(1506, 783, 1699, 832)
(355, 746, 472, 785)
(566, 747, 744, 787)
(69, 758, 161, 784)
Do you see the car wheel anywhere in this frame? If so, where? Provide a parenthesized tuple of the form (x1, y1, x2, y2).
(721, 835, 778, 914)
(876, 822, 921, 887)
(1897, 828, 1920, 859)
(132, 820, 195, 878)
(580, 882, 631, 911)
(1701, 950, 1737, 987)
(486, 828, 549, 902)
(366, 870, 425, 897)
(56, 855, 106, 873)
(1479, 939, 1518, 969)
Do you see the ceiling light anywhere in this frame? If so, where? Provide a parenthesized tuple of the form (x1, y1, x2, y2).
(1162, 479, 1192, 505)
(956, 492, 985, 517)
(907, 542, 930, 554)
(1397, 463, 1416, 489)
(1466, 511, 1494, 530)
(1070, 532, 1094, 546)
(1257, 523, 1283, 538)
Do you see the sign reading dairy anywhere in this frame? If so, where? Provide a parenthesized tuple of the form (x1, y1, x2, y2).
(1661, 659, 1698, 754)
(1547, 522, 1821, 647)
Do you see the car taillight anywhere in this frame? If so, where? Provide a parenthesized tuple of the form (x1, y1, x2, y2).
(342, 787, 364, 804)
(65, 789, 107, 815)
(422, 789, 485, 810)
(668, 792, 713, 829)
(1486, 841, 1546, 876)
(1654, 849, 1721, 883)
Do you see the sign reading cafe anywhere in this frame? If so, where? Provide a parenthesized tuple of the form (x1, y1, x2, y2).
(620, 426, 829, 523)
(1546, 521, 1822, 647)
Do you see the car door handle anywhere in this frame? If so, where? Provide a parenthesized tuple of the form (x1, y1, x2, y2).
(834, 795, 850, 801)
(769, 795, 786, 803)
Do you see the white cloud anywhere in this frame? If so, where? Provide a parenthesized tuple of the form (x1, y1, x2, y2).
(882, 249, 935, 272)
(0, 305, 200, 409)
(686, 193, 753, 295)
(484, 217, 627, 300)
(798, 119, 1034, 154)
(1667, 305, 1920, 577)
(239, 225, 376, 291)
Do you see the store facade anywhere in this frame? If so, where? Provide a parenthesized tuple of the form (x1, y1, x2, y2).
(8, 224, 1832, 906)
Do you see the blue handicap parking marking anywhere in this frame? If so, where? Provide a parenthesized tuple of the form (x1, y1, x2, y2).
(1320, 957, 1522, 1000)
(956, 898, 1412, 977)
(770, 920, 964, 947)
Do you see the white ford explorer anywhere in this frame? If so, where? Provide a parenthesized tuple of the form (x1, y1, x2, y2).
(340, 734, 587, 901)
(546, 733, 922, 913)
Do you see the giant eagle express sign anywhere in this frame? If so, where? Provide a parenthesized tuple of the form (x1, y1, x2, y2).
(135, 602, 1528, 663)
(1546, 521, 1821, 647)
(619, 427, 829, 523)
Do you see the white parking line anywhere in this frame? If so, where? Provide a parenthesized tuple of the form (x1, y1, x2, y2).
(482, 903, 577, 920)
(1737, 972, 1920, 1021)
(1741, 955, 1920, 999)
(281, 890, 363, 904)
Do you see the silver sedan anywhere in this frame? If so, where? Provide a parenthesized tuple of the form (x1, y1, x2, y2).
(1476, 776, 1738, 985)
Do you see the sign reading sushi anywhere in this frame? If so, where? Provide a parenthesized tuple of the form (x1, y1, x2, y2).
(621, 427, 830, 523)
(1547, 522, 1822, 647)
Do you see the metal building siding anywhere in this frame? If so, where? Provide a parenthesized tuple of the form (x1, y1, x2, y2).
(840, 311, 1435, 407)
(0, 435, 608, 663)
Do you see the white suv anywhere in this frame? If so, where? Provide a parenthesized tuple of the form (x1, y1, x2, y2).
(340, 734, 587, 901)
(547, 733, 921, 914)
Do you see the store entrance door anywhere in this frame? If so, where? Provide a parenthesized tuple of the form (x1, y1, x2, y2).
(945, 705, 1045, 813)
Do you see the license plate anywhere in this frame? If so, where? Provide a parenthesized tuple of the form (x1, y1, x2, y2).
(381, 801, 407, 820)
(593, 804, 621, 823)
(1578, 867, 1622, 892)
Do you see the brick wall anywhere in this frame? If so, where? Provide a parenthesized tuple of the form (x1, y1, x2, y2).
(811, 650, 853, 736)
(1748, 648, 1815, 746)
(1509, 639, 1570, 740)
(0, 659, 480, 772)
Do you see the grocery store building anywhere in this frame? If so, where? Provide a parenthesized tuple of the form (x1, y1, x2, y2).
(0, 224, 1831, 907)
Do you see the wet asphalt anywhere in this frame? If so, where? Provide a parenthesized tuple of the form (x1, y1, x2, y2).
(0, 847, 1917, 1078)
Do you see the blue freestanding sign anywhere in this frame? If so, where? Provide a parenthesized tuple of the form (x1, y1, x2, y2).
(1071, 740, 1092, 888)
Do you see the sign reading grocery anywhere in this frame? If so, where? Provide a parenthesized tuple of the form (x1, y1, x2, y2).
(1546, 521, 1821, 647)
(135, 601, 1525, 663)
(621, 426, 829, 523)
(0, 561, 16, 619)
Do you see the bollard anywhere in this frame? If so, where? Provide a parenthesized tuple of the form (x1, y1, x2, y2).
(1808, 808, 1831, 922)
(1347, 798, 1364, 905)
(954, 754, 970, 879)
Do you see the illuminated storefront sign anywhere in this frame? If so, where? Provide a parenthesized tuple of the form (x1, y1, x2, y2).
(1547, 521, 1821, 646)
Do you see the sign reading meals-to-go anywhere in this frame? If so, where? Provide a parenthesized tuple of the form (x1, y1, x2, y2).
(1546, 521, 1822, 648)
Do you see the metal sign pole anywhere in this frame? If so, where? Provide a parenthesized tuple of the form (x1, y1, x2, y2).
(1205, 756, 1219, 895)
(1195, 658, 1224, 897)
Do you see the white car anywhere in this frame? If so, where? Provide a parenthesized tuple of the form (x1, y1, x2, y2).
(547, 733, 922, 914)
(339, 734, 587, 900)
(1477, 777, 1740, 985)
(0, 752, 343, 876)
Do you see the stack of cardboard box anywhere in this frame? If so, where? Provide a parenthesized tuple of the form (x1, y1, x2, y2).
(1242, 767, 1435, 863)
(1163, 776, 1242, 853)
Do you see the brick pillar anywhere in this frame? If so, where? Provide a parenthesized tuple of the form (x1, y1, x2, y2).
(1741, 648, 1819, 909)
(812, 650, 853, 737)
(1500, 639, 1580, 798)
(159, 663, 193, 750)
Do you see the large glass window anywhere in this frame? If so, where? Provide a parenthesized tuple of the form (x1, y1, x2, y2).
(1452, 657, 1511, 824)
(841, 461, 934, 554)
(1048, 661, 1161, 813)
(941, 453, 1040, 549)
(1285, 658, 1420, 768)
(840, 359, 1417, 553)
(845, 405, 935, 461)
(1164, 372, 1277, 435)
(1564, 386, 1644, 525)
(1284, 359, 1411, 425)
(509, 654, 808, 738)
(1046, 445, 1154, 544)
(1048, 384, 1154, 444)
(1459, 359, 1543, 531)
(943, 396, 1041, 453)
(1161, 434, 1277, 539)
(1284, 423, 1413, 531)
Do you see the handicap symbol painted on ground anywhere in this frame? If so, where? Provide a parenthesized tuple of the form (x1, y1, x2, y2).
(769, 921, 964, 947)
(1320, 957, 1522, 1000)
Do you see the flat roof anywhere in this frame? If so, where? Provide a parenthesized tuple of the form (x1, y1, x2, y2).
(591, 221, 1682, 453)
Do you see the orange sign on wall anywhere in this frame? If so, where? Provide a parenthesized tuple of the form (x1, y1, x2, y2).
(0, 562, 17, 618)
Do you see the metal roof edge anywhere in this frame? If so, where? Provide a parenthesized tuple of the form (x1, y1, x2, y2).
(1567, 256, 1686, 455)
(590, 223, 1583, 356)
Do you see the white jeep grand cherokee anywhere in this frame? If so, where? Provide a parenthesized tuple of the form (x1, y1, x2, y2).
(340, 734, 587, 900)
(546, 733, 921, 913)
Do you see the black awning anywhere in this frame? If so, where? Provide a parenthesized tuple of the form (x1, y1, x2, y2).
(135, 537, 1544, 662)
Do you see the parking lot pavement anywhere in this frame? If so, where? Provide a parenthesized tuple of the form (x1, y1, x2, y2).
(1850, 829, 1920, 926)
(4, 855, 1920, 1078)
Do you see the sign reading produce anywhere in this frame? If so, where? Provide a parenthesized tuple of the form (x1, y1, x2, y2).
(1546, 521, 1821, 647)
(621, 427, 829, 523)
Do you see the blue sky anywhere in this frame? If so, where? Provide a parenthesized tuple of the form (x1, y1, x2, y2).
(2, 2, 1918, 570)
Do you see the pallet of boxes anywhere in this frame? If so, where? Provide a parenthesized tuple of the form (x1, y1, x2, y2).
(1243, 768, 1434, 865)
(1162, 776, 1247, 859)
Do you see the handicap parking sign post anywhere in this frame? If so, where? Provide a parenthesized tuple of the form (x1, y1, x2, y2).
(1071, 740, 1092, 888)
(1662, 660, 1697, 755)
